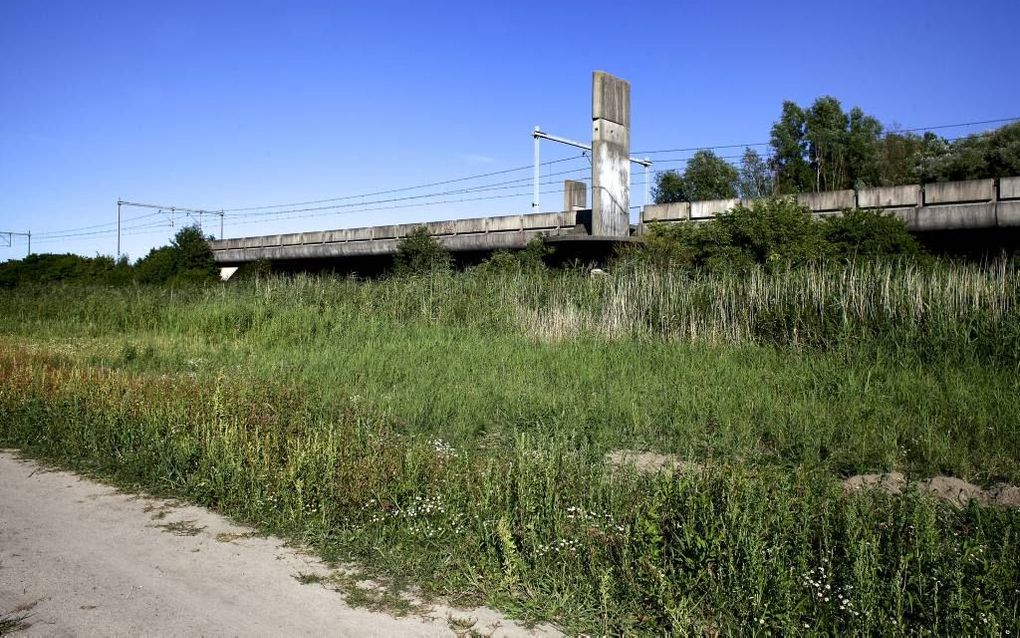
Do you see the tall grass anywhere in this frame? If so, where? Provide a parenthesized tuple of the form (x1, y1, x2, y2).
(1, 259, 1019, 634)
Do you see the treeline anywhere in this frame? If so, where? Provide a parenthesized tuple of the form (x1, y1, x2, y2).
(0, 226, 218, 288)
(656, 97, 1020, 203)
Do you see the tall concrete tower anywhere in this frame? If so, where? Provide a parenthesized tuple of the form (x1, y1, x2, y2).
(591, 71, 631, 237)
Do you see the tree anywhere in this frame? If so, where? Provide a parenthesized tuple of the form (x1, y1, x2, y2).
(771, 98, 887, 193)
(914, 122, 1020, 183)
(738, 147, 773, 199)
(134, 225, 217, 285)
(683, 150, 739, 200)
(653, 150, 738, 203)
(878, 131, 925, 186)
(846, 107, 883, 188)
(770, 101, 813, 194)
(652, 169, 686, 204)
(804, 96, 850, 192)
(394, 226, 451, 274)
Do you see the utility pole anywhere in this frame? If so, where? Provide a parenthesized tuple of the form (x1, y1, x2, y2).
(116, 199, 122, 257)
(1, 231, 32, 257)
(219, 210, 224, 239)
(533, 126, 541, 211)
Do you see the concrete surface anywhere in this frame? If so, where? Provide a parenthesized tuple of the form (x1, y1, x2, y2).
(0, 451, 556, 638)
(1000, 176, 1020, 200)
(690, 198, 740, 219)
(924, 178, 994, 204)
(796, 189, 855, 212)
(857, 184, 920, 208)
(563, 180, 587, 211)
(591, 71, 631, 237)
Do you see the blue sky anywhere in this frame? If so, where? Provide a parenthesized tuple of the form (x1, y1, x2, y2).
(2, 0, 1018, 260)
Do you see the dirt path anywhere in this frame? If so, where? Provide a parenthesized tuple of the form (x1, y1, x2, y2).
(0, 451, 554, 637)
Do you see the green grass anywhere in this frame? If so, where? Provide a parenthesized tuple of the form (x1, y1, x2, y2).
(1, 260, 1018, 634)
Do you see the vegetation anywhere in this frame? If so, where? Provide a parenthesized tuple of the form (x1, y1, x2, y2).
(653, 150, 739, 203)
(394, 226, 452, 274)
(0, 253, 132, 288)
(654, 97, 1020, 201)
(630, 198, 923, 271)
(1, 256, 1018, 634)
(0, 225, 218, 288)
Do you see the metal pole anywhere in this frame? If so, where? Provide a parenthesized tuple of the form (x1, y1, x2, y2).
(644, 160, 651, 207)
(533, 126, 541, 212)
(116, 200, 122, 257)
(220, 211, 224, 239)
(26, 231, 30, 257)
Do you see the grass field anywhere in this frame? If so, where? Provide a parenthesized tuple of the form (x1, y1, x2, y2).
(1, 260, 1019, 634)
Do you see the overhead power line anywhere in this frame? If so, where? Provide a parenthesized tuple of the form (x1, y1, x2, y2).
(635, 116, 1020, 156)
(224, 166, 591, 220)
(222, 155, 587, 213)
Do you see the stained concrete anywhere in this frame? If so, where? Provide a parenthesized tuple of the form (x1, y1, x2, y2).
(591, 72, 632, 237)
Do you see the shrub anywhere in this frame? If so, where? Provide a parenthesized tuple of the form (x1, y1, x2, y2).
(134, 226, 217, 285)
(822, 209, 923, 259)
(626, 197, 925, 272)
(478, 238, 552, 274)
(394, 227, 451, 274)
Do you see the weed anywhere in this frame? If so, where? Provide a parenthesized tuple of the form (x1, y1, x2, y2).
(157, 520, 206, 537)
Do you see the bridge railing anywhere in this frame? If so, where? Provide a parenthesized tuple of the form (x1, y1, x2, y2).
(641, 176, 1020, 231)
(210, 210, 579, 253)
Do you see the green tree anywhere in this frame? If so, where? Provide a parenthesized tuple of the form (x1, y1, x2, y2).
(804, 96, 850, 192)
(652, 169, 686, 204)
(770, 101, 813, 194)
(915, 122, 1020, 183)
(134, 225, 217, 285)
(738, 147, 773, 198)
(772, 98, 885, 192)
(653, 150, 738, 203)
(846, 107, 883, 188)
(878, 131, 925, 185)
(394, 226, 451, 274)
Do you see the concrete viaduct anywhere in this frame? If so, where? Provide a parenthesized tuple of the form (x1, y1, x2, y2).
(209, 72, 1020, 269)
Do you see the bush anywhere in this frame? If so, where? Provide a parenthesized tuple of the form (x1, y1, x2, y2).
(0, 253, 132, 287)
(626, 197, 923, 272)
(478, 238, 552, 274)
(823, 209, 923, 259)
(134, 226, 217, 286)
(394, 227, 451, 274)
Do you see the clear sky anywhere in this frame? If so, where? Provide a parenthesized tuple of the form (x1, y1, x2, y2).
(2, 0, 1018, 261)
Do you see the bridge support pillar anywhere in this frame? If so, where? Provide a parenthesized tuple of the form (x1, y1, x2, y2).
(591, 71, 631, 237)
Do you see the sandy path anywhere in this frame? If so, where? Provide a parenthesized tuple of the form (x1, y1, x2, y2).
(0, 451, 554, 637)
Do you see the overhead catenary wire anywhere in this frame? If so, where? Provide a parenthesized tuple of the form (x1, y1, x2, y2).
(634, 116, 1019, 155)
(220, 155, 586, 213)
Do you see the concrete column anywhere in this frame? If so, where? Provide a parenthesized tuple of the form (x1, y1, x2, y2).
(563, 180, 587, 211)
(591, 71, 631, 237)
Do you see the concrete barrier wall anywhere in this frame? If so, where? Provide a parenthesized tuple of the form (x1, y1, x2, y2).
(999, 176, 1020, 200)
(857, 185, 920, 208)
(924, 179, 994, 204)
(797, 189, 855, 212)
(690, 198, 740, 219)
(210, 210, 579, 260)
(639, 177, 1020, 234)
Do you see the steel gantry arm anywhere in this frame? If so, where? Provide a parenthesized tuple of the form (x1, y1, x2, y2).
(531, 127, 652, 212)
